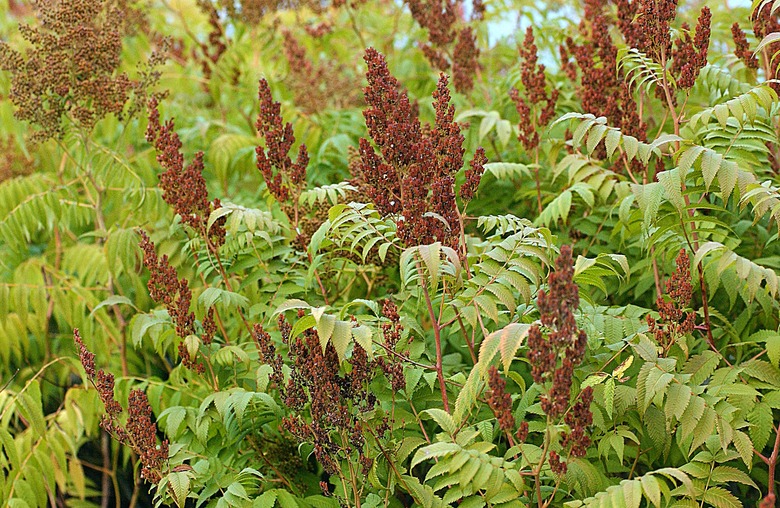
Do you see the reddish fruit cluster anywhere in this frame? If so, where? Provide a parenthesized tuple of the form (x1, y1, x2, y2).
(564, 1, 645, 144)
(487, 366, 515, 432)
(139, 231, 206, 373)
(672, 8, 711, 89)
(406, 0, 480, 93)
(74, 329, 96, 378)
(74, 329, 169, 483)
(471, 0, 485, 21)
(527, 245, 589, 419)
(0, 0, 134, 139)
(634, 0, 678, 63)
(254, 323, 285, 390)
(193, 0, 235, 86)
(620, 0, 711, 92)
(407, 0, 457, 46)
(354, 48, 486, 249)
(0, 137, 33, 183)
(255, 314, 388, 478)
(304, 21, 333, 38)
(751, 7, 780, 91)
(646, 249, 696, 353)
(281, 30, 361, 113)
(380, 299, 402, 349)
(376, 299, 407, 391)
(515, 420, 529, 443)
(282, 30, 324, 113)
(146, 98, 226, 247)
(732, 23, 759, 69)
(460, 146, 486, 205)
(561, 387, 593, 458)
(256, 78, 309, 205)
(549, 450, 566, 474)
(126, 389, 170, 482)
(614, 0, 641, 50)
(452, 27, 480, 94)
(510, 28, 558, 152)
(216, 0, 327, 25)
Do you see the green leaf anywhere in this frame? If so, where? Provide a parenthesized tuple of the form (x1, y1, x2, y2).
(639, 474, 661, 508)
(199, 287, 250, 311)
(89, 295, 136, 317)
(331, 320, 351, 362)
(411, 442, 460, 468)
(604, 377, 616, 419)
(477, 323, 533, 373)
(454, 368, 483, 425)
(767, 334, 780, 367)
(710, 466, 758, 490)
(423, 408, 457, 435)
(733, 430, 754, 467)
(701, 486, 741, 508)
(743, 359, 780, 386)
(683, 351, 720, 385)
(168, 472, 191, 507)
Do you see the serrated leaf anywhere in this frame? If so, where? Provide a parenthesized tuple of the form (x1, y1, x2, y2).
(605, 377, 616, 419)
(89, 295, 136, 317)
(701, 486, 741, 508)
(424, 408, 457, 435)
(640, 474, 661, 507)
(710, 466, 758, 490)
(478, 323, 533, 373)
(168, 472, 191, 507)
(411, 442, 460, 468)
(733, 430, 753, 467)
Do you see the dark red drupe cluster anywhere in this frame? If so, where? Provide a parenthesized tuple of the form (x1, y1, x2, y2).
(146, 98, 226, 247)
(74, 329, 169, 483)
(193, 0, 231, 85)
(405, 0, 480, 93)
(528, 246, 589, 419)
(139, 231, 217, 372)
(510, 27, 558, 152)
(460, 146, 486, 206)
(564, 1, 645, 145)
(525, 247, 594, 475)
(354, 48, 486, 249)
(281, 30, 361, 113)
(646, 249, 696, 353)
(487, 366, 515, 432)
(0, 0, 137, 139)
(256, 78, 309, 205)
(254, 313, 391, 477)
(732, 23, 759, 69)
(560, 387, 594, 462)
(671, 8, 711, 89)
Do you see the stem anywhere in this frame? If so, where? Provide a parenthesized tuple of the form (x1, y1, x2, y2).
(534, 148, 542, 215)
(534, 415, 552, 508)
(697, 265, 717, 350)
(101, 431, 111, 508)
(307, 250, 330, 305)
(628, 446, 646, 480)
(767, 425, 780, 499)
(456, 314, 478, 364)
(338, 469, 354, 508)
(652, 247, 663, 300)
(419, 262, 450, 412)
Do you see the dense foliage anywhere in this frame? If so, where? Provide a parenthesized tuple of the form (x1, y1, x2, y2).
(4, 0, 780, 506)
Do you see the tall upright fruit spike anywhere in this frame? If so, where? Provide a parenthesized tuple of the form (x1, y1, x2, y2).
(354, 47, 486, 250)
